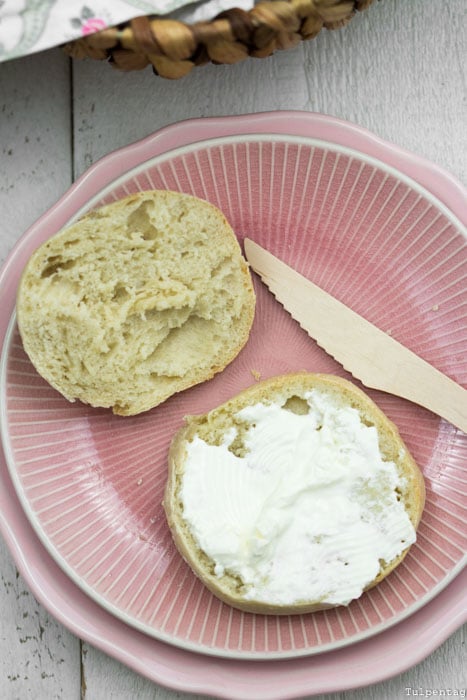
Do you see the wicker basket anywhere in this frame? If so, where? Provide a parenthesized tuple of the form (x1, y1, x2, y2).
(63, 0, 375, 79)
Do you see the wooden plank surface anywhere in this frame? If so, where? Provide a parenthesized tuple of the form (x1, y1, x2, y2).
(0, 49, 81, 700)
(1, 0, 466, 697)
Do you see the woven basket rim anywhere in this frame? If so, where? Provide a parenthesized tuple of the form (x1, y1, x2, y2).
(63, 0, 375, 78)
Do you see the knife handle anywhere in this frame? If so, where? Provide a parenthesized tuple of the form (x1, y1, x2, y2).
(381, 360, 467, 434)
(333, 321, 467, 434)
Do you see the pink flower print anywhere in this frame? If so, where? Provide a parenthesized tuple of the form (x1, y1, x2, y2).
(81, 18, 107, 36)
(71, 7, 108, 36)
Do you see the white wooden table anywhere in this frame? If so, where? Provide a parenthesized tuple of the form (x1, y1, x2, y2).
(1, 0, 465, 698)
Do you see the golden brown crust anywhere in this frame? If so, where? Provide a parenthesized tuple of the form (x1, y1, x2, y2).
(164, 372, 426, 614)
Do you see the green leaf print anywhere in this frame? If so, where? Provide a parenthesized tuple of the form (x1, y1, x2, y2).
(1, 0, 55, 61)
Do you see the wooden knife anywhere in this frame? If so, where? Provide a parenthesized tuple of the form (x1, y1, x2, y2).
(244, 239, 467, 433)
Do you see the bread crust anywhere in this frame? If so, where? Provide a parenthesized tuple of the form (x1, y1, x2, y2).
(16, 190, 255, 415)
(164, 372, 425, 614)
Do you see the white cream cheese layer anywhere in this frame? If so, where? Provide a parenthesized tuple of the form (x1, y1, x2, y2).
(180, 390, 416, 606)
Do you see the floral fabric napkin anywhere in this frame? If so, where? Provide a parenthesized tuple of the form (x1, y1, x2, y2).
(0, 0, 254, 63)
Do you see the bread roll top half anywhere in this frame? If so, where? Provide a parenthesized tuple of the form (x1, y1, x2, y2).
(16, 190, 255, 415)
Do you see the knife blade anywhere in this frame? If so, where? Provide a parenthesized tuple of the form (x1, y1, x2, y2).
(244, 239, 467, 434)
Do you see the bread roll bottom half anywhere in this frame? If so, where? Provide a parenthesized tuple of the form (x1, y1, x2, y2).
(164, 372, 425, 615)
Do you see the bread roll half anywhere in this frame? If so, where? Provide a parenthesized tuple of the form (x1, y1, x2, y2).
(164, 373, 425, 614)
(16, 190, 255, 415)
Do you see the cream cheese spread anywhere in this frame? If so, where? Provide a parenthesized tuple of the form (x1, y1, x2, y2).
(180, 390, 416, 606)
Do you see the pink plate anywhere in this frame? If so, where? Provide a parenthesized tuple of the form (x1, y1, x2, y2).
(1, 113, 466, 664)
(0, 467, 465, 700)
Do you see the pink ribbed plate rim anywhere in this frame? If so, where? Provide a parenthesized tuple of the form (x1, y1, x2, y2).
(0, 113, 466, 663)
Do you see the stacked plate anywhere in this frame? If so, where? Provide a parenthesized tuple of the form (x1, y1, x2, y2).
(0, 112, 466, 698)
